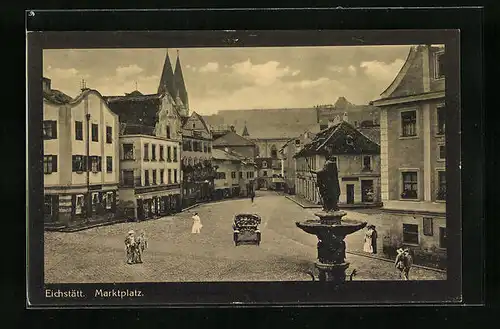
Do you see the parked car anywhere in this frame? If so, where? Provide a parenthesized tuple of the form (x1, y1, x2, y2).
(233, 213, 261, 246)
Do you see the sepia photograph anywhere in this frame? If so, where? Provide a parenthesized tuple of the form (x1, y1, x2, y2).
(41, 43, 449, 285)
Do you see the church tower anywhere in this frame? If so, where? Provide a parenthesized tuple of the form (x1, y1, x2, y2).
(157, 49, 177, 99)
(174, 50, 189, 117)
(242, 121, 250, 137)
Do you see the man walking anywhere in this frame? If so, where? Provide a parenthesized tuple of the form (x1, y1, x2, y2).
(395, 247, 413, 280)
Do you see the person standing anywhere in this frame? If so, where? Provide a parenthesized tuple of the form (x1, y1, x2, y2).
(363, 226, 374, 253)
(250, 190, 255, 203)
(191, 212, 203, 234)
(371, 225, 378, 254)
(124, 230, 136, 265)
(395, 247, 413, 280)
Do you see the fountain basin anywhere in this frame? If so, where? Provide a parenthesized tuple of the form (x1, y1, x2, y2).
(295, 219, 367, 237)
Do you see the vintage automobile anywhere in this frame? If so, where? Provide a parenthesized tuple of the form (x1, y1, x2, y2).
(233, 213, 261, 246)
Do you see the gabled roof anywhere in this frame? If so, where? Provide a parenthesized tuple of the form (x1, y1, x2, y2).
(183, 111, 211, 133)
(104, 93, 162, 103)
(295, 121, 380, 158)
(212, 131, 256, 147)
(43, 89, 73, 105)
(212, 148, 244, 161)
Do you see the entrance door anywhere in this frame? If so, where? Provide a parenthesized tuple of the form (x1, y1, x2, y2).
(346, 184, 355, 204)
(137, 199, 145, 221)
(361, 180, 374, 202)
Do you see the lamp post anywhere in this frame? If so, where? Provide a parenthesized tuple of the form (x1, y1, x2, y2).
(86, 113, 91, 223)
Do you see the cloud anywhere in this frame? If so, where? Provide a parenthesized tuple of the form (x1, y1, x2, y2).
(115, 64, 144, 78)
(45, 67, 89, 80)
(291, 77, 332, 89)
(329, 65, 344, 73)
(198, 62, 219, 73)
(230, 59, 299, 86)
(347, 65, 357, 77)
(360, 59, 405, 82)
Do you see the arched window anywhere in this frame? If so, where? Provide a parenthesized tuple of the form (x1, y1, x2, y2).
(255, 145, 260, 157)
(166, 125, 171, 139)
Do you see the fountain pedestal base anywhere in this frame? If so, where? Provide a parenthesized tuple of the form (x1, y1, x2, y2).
(315, 262, 350, 282)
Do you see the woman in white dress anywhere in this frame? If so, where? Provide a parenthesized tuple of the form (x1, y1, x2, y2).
(191, 212, 203, 234)
(363, 226, 374, 253)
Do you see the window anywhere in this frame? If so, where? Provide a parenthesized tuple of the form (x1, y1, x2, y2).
(192, 123, 196, 129)
(438, 144, 446, 161)
(167, 146, 172, 162)
(363, 156, 372, 171)
(105, 192, 113, 210)
(231, 172, 236, 179)
(106, 156, 112, 173)
(152, 169, 157, 185)
(168, 169, 172, 184)
(122, 170, 134, 187)
(144, 170, 150, 186)
(295, 139, 300, 146)
(239, 172, 243, 178)
(173, 147, 178, 162)
(75, 194, 85, 214)
(166, 126, 171, 139)
(331, 156, 339, 170)
(262, 161, 267, 168)
(437, 105, 445, 135)
(106, 126, 112, 144)
(75, 121, 83, 140)
(44, 195, 52, 216)
(174, 169, 178, 183)
(263, 170, 268, 177)
(401, 110, 417, 137)
(143, 143, 149, 160)
(204, 143, 208, 153)
(151, 144, 157, 160)
(435, 52, 445, 79)
(160, 169, 165, 184)
(123, 144, 134, 160)
(91, 123, 98, 142)
(90, 156, 101, 172)
(216, 172, 226, 180)
(271, 145, 277, 158)
(208, 144, 211, 153)
(403, 224, 419, 244)
(401, 171, 418, 199)
(354, 121, 358, 127)
(159, 145, 165, 161)
(43, 120, 57, 139)
(437, 171, 446, 201)
(423, 217, 434, 236)
(43, 155, 57, 174)
(439, 227, 447, 248)
(72, 155, 86, 172)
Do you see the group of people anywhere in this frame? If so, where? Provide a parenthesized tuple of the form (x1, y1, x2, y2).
(363, 224, 378, 254)
(124, 230, 148, 265)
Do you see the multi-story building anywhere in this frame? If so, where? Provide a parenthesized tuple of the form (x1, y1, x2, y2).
(212, 148, 256, 199)
(294, 121, 381, 206)
(118, 134, 181, 221)
(212, 127, 257, 159)
(370, 45, 446, 266)
(181, 111, 215, 206)
(43, 77, 120, 228)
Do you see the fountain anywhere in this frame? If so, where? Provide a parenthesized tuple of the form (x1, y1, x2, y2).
(296, 157, 367, 282)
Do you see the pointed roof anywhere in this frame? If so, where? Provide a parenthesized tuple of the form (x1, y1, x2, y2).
(157, 49, 177, 98)
(174, 50, 189, 107)
(213, 131, 256, 147)
(242, 122, 249, 136)
(294, 121, 380, 158)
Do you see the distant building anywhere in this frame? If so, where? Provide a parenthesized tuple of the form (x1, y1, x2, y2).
(118, 134, 181, 221)
(370, 44, 446, 266)
(212, 128, 257, 159)
(212, 148, 257, 200)
(294, 121, 381, 207)
(43, 78, 120, 229)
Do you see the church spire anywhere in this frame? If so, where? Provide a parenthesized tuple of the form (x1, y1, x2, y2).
(242, 121, 249, 136)
(157, 49, 176, 97)
(174, 49, 189, 109)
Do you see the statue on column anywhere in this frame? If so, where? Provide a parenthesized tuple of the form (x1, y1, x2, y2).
(314, 154, 341, 213)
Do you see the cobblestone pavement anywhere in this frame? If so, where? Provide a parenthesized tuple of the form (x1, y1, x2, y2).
(44, 191, 446, 283)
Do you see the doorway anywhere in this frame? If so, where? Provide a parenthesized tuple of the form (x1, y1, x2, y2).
(361, 180, 374, 202)
(346, 184, 355, 204)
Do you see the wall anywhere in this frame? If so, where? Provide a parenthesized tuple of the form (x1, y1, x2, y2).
(254, 138, 288, 158)
(43, 102, 61, 187)
(156, 93, 182, 141)
(213, 159, 240, 190)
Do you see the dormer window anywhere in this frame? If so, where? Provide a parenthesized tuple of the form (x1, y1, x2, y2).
(346, 135, 354, 146)
(262, 161, 267, 168)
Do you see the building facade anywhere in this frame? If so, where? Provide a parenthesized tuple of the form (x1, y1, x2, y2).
(212, 148, 257, 200)
(181, 112, 215, 206)
(371, 45, 446, 267)
(294, 121, 381, 207)
(118, 135, 181, 221)
(43, 78, 120, 228)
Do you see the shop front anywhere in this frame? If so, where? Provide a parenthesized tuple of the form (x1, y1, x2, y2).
(134, 185, 181, 221)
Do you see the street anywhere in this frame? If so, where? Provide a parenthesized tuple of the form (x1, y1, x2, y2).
(44, 191, 446, 283)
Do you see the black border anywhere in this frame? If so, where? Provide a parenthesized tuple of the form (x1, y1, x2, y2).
(26, 8, 483, 308)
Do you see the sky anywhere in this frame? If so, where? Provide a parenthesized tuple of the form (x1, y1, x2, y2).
(43, 45, 412, 115)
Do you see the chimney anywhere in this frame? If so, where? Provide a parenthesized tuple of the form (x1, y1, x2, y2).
(42, 77, 51, 92)
(342, 112, 348, 122)
(224, 147, 229, 153)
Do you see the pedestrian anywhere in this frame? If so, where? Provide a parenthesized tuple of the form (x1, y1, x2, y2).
(124, 230, 137, 265)
(363, 225, 374, 253)
(250, 191, 255, 203)
(395, 247, 413, 280)
(191, 212, 203, 234)
(371, 225, 378, 254)
(134, 231, 148, 264)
